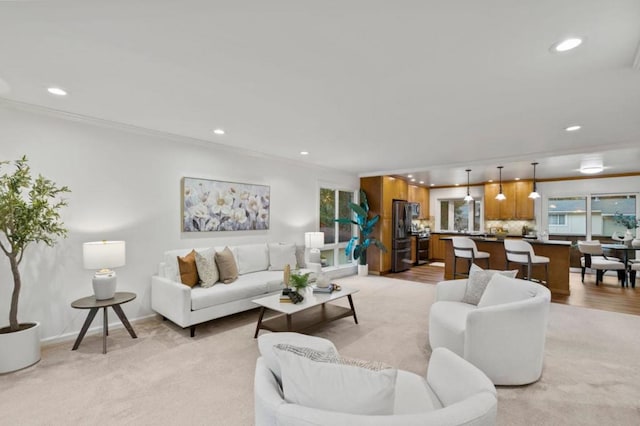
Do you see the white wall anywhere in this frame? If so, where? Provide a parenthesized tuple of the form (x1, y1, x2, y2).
(0, 104, 358, 341)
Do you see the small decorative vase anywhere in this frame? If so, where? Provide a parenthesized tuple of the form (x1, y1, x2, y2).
(316, 272, 330, 288)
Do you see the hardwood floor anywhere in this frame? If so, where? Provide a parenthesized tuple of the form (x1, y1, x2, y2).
(387, 263, 640, 316)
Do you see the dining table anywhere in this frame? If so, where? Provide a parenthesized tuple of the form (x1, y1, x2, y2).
(601, 243, 638, 288)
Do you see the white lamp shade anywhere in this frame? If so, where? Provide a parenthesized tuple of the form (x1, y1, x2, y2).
(83, 241, 126, 270)
(304, 232, 324, 249)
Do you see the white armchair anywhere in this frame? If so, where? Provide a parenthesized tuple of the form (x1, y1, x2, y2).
(254, 332, 497, 426)
(429, 275, 551, 385)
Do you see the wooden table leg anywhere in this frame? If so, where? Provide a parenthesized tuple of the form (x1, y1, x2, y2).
(254, 307, 266, 338)
(72, 308, 99, 350)
(103, 307, 108, 354)
(348, 295, 358, 324)
(112, 304, 138, 338)
(286, 314, 292, 331)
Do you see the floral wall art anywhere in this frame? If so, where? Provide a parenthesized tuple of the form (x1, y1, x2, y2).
(182, 177, 270, 232)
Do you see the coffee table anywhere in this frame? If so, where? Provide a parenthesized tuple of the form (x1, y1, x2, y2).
(252, 286, 359, 338)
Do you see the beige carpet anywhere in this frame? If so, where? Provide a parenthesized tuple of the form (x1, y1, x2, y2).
(1, 276, 639, 425)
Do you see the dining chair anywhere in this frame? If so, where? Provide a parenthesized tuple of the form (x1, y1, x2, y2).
(630, 262, 638, 288)
(452, 236, 490, 278)
(504, 239, 549, 285)
(577, 241, 626, 286)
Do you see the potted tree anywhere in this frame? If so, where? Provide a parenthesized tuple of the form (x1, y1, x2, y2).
(335, 189, 387, 276)
(0, 156, 69, 373)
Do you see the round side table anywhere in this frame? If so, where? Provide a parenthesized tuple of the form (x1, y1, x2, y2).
(71, 291, 137, 354)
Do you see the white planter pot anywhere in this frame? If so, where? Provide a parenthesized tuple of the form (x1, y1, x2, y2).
(0, 322, 41, 374)
(358, 264, 368, 276)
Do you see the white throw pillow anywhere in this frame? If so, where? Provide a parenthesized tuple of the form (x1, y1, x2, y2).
(461, 264, 518, 305)
(477, 273, 540, 308)
(268, 243, 297, 270)
(194, 248, 219, 287)
(235, 244, 269, 275)
(274, 344, 397, 415)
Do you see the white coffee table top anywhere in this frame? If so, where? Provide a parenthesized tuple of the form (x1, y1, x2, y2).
(252, 286, 358, 315)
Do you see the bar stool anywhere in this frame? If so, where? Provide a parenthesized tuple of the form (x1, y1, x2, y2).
(504, 239, 549, 285)
(452, 237, 490, 278)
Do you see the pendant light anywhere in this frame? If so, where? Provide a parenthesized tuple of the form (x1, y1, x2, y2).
(464, 169, 474, 202)
(529, 162, 541, 199)
(495, 166, 506, 201)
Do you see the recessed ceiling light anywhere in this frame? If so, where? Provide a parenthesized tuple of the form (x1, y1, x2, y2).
(300, 151, 309, 156)
(419, 181, 424, 184)
(47, 87, 67, 96)
(488, 179, 493, 183)
(430, 183, 435, 187)
(515, 177, 520, 181)
(455, 183, 460, 187)
(565, 125, 581, 132)
(213, 128, 225, 135)
(407, 174, 413, 178)
(411, 178, 416, 182)
(551, 37, 583, 53)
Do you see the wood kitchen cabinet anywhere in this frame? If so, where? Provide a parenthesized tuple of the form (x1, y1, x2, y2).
(360, 176, 408, 274)
(408, 185, 430, 218)
(484, 181, 534, 220)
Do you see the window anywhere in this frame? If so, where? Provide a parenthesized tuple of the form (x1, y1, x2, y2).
(547, 197, 586, 235)
(319, 187, 355, 266)
(591, 194, 636, 237)
(548, 214, 566, 225)
(440, 199, 481, 231)
(547, 194, 638, 238)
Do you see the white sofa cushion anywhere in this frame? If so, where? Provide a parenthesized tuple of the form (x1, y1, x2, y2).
(477, 273, 540, 308)
(274, 344, 398, 416)
(394, 370, 443, 414)
(428, 301, 477, 356)
(190, 270, 282, 310)
(268, 243, 297, 270)
(236, 243, 270, 274)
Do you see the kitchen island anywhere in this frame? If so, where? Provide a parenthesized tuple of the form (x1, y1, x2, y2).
(442, 237, 571, 295)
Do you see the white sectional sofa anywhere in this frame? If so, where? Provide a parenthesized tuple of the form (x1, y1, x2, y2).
(151, 243, 317, 337)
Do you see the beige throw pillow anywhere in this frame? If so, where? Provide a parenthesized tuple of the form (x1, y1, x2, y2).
(177, 250, 199, 287)
(195, 249, 219, 288)
(215, 247, 239, 284)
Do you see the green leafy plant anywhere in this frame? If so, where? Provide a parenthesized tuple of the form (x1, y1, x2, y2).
(289, 271, 311, 293)
(335, 189, 387, 266)
(0, 156, 70, 333)
(614, 212, 639, 230)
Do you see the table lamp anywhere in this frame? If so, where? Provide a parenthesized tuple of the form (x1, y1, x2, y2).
(304, 232, 324, 267)
(83, 241, 126, 300)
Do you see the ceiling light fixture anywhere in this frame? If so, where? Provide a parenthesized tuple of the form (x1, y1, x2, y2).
(430, 184, 435, 187)
(529, 162, 541, 199)
(47, 87, 67, 96)
(213, 128, 225, 135)
(300, 151, 309, 156)
(565, 125, 581, 132)
(407, 174, 413, 178)
(419, 181, 424, 184)
(551, 37, 583, 52)
(464, 169, 474, 203)
(495, 166, 506, 201)
(580, 158, 604, 174)
(411, 178, 416, 182)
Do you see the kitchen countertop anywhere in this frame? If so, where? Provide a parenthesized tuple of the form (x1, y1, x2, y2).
(438, 235, 571, 246)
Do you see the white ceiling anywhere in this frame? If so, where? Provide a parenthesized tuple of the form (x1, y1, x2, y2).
(1, 1, 640, 186)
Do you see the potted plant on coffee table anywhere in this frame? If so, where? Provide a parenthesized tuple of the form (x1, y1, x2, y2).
(0, 156, 70, 373)
(335, 189, 387, 276)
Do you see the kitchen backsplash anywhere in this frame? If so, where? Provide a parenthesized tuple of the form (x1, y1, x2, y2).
(485, 220, 537, 235)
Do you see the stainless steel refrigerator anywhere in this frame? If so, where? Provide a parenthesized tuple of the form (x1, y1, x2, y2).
(392, 200, 414, 272)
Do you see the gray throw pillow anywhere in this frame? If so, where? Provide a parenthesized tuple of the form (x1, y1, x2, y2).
(195, 249, 219, 288)
(461, 264, 518, 305)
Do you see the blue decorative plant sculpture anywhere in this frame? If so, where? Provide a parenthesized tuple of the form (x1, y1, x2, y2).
(335, 189, 387, 266)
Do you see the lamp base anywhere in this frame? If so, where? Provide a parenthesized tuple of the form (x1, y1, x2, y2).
(92, 272, 117, 300)
(308, 248, 321, 264)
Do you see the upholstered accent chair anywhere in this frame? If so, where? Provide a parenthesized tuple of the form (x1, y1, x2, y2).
(429, 274, 551, 385)
(255, 332, 497, 426)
